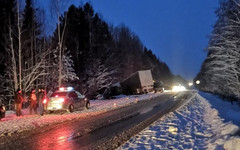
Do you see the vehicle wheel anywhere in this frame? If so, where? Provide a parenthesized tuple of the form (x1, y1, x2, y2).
(85, 102, 90, 109)
(48, 110, 54, 114)
(69, 104, 74, 113)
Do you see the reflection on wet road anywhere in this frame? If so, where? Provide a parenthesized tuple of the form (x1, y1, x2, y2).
(0, 92, 192, 150)
(35, 125, 75, 150)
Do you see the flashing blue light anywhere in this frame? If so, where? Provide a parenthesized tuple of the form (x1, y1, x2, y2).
(67, 87, 74, 91)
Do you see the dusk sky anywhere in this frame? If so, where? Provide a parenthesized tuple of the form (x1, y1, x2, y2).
(38, 0, 220, 81)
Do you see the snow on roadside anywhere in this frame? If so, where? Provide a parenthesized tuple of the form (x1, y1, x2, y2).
(199, 91, 240, 126)
(0, 93, 163, 136)
(120, 92, 240, 150)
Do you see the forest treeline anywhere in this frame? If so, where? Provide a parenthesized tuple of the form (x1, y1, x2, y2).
(0, 0, 178, 102)
(195, 0, 240, 101)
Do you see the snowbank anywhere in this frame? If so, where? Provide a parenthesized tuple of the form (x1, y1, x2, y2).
(120, 92, 240, 150)
(0, 93, 162, 136)
(199, 91, 240, 126)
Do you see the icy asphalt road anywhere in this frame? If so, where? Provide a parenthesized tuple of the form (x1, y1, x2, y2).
(0, 91, 194, 150)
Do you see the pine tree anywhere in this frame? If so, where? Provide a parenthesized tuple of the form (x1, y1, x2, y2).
(22, 0, 41, 71)
(62, 3, 115, 92)
(0, 0, 16, 73)
(49, 2, 175, 97)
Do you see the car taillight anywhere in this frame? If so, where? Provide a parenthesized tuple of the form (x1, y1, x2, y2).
(43, 99, 47, 104)
(58, 98, 65, 103)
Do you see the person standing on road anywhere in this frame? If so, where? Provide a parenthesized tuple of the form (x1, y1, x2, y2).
(14, 89, 24, 116)
(29, 89, 37, 114)
(37, 88, 45, 116)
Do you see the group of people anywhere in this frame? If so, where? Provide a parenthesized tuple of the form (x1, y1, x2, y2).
(14, 88, 46, 116)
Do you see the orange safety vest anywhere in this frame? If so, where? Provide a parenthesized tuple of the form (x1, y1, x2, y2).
(31, 93, 37, 101)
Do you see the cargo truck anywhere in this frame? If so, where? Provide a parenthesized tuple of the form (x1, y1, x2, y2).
(120, 70, 154, 95)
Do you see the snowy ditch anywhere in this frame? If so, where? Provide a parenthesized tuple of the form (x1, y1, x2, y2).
(120, 93, 240, 150)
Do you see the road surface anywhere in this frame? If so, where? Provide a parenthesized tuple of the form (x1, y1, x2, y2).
(0, 91, 193, 150)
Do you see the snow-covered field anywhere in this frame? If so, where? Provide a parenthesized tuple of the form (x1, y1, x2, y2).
(0, 93, 161, 136)
(120, 92, 240, 150)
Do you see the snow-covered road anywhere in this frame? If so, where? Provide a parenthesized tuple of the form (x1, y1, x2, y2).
(0, 93, 162, 136)
(1, 91, 239, 149)
(120, 92, 240, 150)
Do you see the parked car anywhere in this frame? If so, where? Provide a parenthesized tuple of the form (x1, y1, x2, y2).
(153, 81, 164, 93)
(154, 87, 164, 93)
(46, 87, 90, 113)
(0, 104, 6, 120)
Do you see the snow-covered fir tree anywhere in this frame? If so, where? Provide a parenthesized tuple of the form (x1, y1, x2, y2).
(84, 59, 116, 98)
(48, 47, 78, 90)
(61, 50, 79, 82)
(196, 0, 240, 99)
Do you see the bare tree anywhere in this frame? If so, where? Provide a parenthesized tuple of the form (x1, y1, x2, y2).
(50, 0, 70, 87)
(3, 0, 51, 95)
(17, 0, 23, 90)
(8, 17, 18, 91)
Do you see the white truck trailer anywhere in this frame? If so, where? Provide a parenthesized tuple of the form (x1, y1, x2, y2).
(120, 70, 154, 94)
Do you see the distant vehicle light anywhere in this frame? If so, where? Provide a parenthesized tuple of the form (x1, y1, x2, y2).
(58, 98, 65, 103)
(188, 82, 193, 86)
(172, 85, 186, 92)
(84, 98, 87, 101)
(43, 99, 47, 104)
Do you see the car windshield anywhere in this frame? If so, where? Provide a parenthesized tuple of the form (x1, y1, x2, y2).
(51, 92, 68, 97)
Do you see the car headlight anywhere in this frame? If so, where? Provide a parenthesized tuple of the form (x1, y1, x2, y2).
(172, 85, 186, 92)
